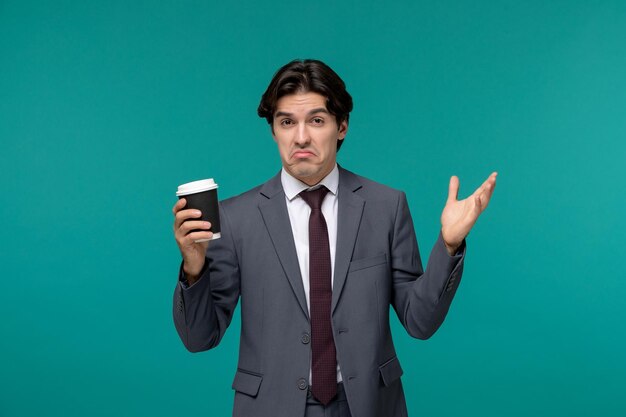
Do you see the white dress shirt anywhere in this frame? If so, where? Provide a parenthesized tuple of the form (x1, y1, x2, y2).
(280, 164, 343, 383)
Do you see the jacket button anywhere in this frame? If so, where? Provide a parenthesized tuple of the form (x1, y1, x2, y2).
(301, 333, 310, 344)
(297, 378, 308, 390)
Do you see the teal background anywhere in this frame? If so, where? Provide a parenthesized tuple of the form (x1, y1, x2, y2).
(1, 1, 625, 416)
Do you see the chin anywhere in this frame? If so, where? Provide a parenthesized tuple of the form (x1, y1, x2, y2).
(294, 169, 318, 180)
(289, 167, 319, 183)
(289, 162, 314, 174)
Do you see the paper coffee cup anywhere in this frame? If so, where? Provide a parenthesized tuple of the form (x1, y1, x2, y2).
(176, 178, 221, 241)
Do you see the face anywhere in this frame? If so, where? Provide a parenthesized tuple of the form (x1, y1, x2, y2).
(272, 92, 348, 186)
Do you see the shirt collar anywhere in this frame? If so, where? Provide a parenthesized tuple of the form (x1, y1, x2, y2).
(281, 164, 339, 201)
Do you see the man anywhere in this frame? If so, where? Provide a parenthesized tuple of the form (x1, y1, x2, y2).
(172, 59, 497, 417)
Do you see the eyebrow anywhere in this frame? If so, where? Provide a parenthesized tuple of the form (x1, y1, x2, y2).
(274, 108, 330, 118)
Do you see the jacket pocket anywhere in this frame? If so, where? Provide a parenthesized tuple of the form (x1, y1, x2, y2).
(232, 369, 263, 397)
(349, 254, 387, 273)
(379, 356, 403, 387)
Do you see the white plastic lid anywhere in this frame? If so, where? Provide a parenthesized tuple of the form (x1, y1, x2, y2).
(176, 178, 218, 196)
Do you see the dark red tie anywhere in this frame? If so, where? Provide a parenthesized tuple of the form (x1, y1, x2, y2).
(300, 187, 337, 405)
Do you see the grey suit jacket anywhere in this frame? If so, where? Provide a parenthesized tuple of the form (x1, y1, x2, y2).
(173, 167, 465, 417)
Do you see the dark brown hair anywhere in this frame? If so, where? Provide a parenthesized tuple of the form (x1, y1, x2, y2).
(257, 59, 353, 151)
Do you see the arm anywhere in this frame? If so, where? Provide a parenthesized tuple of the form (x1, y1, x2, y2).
(391, 172, 497, 339)
(390, 192, 465, 340)
(172, 201, 241, 352)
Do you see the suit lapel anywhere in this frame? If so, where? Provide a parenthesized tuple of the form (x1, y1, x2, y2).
(332, 167, 365, 315)
(258, 173, 310, 319)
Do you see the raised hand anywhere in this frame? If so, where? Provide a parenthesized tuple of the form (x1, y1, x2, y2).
(441, 172, 498, 255)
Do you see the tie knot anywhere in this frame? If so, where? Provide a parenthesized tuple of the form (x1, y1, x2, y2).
(300, 186, 329, 210)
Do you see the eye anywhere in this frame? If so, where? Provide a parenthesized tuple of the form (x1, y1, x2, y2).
(280, 119, 293, 126)
(311, 117, 324, 125)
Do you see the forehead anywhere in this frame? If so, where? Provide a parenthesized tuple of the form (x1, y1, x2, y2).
(274, 92, 328, 114)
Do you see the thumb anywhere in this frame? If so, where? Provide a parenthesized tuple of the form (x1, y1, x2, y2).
(447, 176, 459, 203)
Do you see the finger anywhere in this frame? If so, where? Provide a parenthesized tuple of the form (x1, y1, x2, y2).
(478, 182, 496, 210)
(474, 194, 483, 214)
(474, 178, 490, 195)
(472, 172, 497, 198)
(173, 198, 187, 215)
(484, 172, 498, 188)
(480, 173, 498, 202)
(184, 231, 214, 244)
(447, 176, 459, 203)
(178, 220, 211, 236)
(174, 209, 203, 229)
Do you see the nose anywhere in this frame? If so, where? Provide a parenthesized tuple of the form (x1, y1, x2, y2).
(294, 124, 311, 146)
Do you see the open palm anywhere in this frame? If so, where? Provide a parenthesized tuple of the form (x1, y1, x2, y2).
(441, 172, 498, 253)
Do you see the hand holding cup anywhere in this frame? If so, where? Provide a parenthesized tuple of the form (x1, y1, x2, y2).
(173, 199, 212, 280)
(173, 178, 221, 283)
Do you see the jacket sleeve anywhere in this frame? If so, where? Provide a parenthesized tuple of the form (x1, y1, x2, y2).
(390, 191, 466, 340)
(172, 203, 241, 352)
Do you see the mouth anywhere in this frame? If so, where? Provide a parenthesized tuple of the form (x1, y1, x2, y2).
(292, 150, 316, 159)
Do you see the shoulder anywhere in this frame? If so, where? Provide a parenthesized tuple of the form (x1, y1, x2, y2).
(339, 166, 405, 201)
(217, 171, 281, 214)
(218, 183, 265, 213)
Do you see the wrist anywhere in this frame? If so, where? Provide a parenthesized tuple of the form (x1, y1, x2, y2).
(183, 260, 205, 285)
(443, 238, 461, 256)
(445, 245, 458, 256)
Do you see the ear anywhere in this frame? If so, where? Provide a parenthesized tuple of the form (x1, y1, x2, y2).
(338, 119, 348, 140)
(270, 124, 277, 142)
